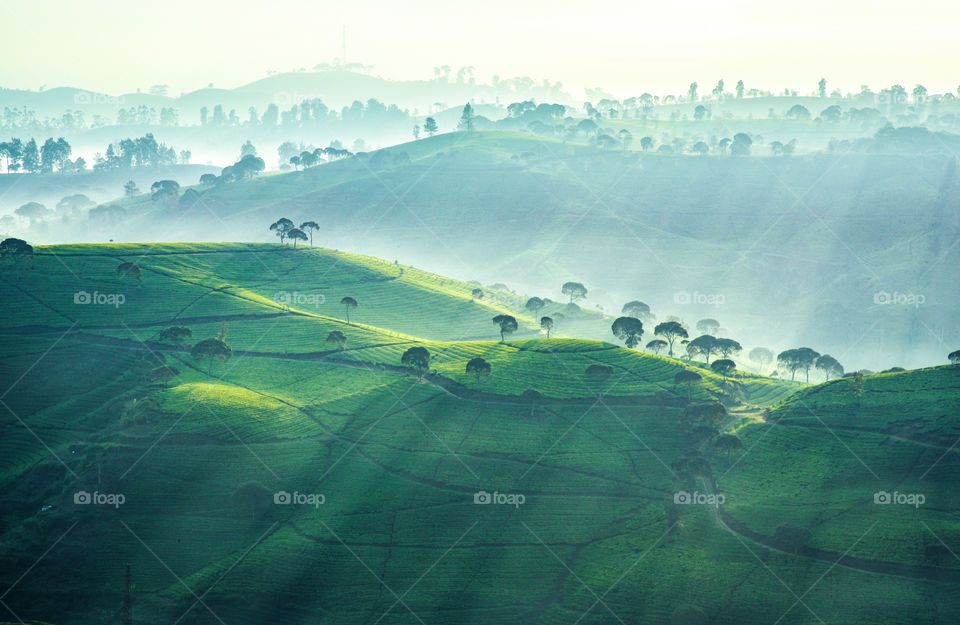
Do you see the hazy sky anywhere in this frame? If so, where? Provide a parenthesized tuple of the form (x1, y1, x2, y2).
(4, 0, 958, 98)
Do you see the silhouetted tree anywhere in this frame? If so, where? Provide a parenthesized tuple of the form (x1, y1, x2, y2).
(191, 337, 232, 375)
(401, 346, 430, 381)
(688, 335, 718, 364)
(696, 318, 720, 335)
(286, 227, 307, 248)
(674, 370, 702, 398)
(465, 357, 491, 385)
(492, 314, 518, 342)
(950, 350, 960, 365)
(710, 359, 736, 384)
(585, 363, 614, 396)
(270, 217, 294, 243)
(611, 316, 644, 348)
(326, 330, 347, 350)
(646, 339, 667, 355)
(540, 316, 554, 338)
(424, 117, 438, 136)
(815, 354, 843, 380)
(299, 221, 319, 246)
(654, 321, 688, 358)
(340, 297, 358, 324)
(159, 326, 192, 344)
(561, 281, 587, 303)
(622, 300, 653, 322)
(749, 347, 773, 373)
(715, 434, 742, 457)
(714, 338, 742, 359)
(525, 297, 545, 320)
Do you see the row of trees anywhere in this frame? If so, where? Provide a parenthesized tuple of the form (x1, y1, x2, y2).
(92, 134, 184, 170)
(269, 218, 320, 247)
(0, 137, 85, 173)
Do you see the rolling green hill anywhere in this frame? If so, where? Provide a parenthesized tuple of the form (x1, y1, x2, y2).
(52, 130, 960, 371)
(1, 243, 957, 625)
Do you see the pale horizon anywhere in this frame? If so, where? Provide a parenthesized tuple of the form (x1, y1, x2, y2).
(3, 0, 958, 100)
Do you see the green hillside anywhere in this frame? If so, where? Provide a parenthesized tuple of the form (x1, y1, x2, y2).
(62, 130, 960, 371)
(0, 243, 957, 625)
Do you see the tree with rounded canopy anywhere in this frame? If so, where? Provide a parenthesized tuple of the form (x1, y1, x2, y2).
(646, 339, 667, 355)
(15, 202, 50, 224)
(270, 217, 294, 243)
(116, 262, 141, 284)
(465, 357, 492, 385)
(561, 281, 587, 303)
(492, 314, 518, 342)
(786, 104, 811, 120)
(424, 117, 438, 136)
(622, 300, 653, 322)
(470, 288, 483, 300)
(777, 347, 821, 382)
(688, 335, 718, 364)
(696, 318, 720, 335)
(340, 297, 358, 324)
(815, 354, 843, 380)
(326, 330, 347, 351)
(950, 350, 960, 365)
(150, 180, 180, 202)
(401, 346, 430, 381)
(159, 326, 192, 344)
(56, 194, 95, 216)
(191, 337, 232, 375)
(640, 136, 654, 150)
(540, 316, 554, 338)
(286, 227, 307, 248)
(585, 363, 614, 396)
(674, 369, 702, 398)
(715, 434, 743, 457)
(200, 173, 217, 186)
(714, 338, 742, 358)
(710, 359, 736, 384)
(525, 297, 545, 320)
(611, 316, 644, 348)
(655, 321, 688, 357)
(749, 347, 773, 373)
(0, 237, 34, 278)
(299, 221, 319, 246)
